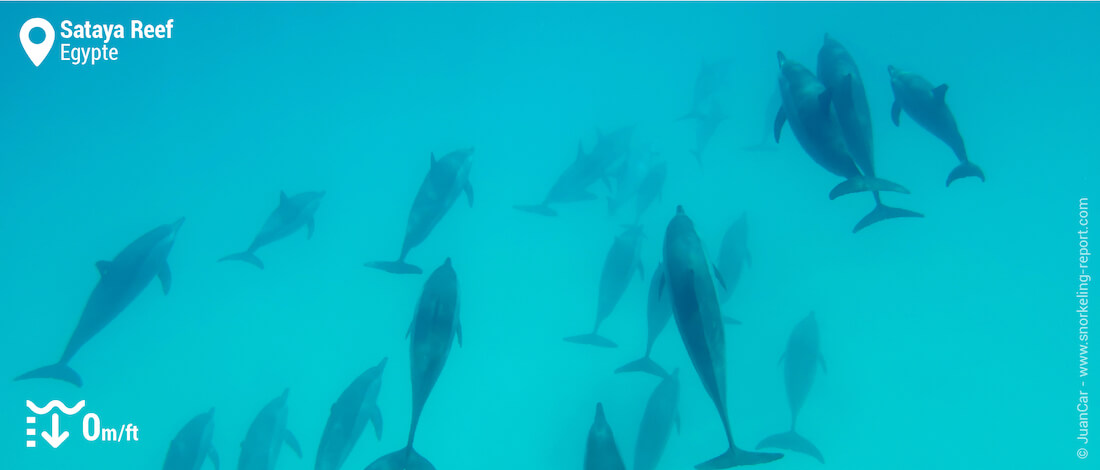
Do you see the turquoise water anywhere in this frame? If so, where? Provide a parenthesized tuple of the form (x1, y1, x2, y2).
(3, 2, 1097, 469)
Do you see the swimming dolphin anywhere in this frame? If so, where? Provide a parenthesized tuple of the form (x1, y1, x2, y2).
(315, 357, 388, 470)
(15, 217, 185, 387)
(219, 190, 325, 269)
(659, 206, 782, 468)
(683, 58, 735, 120)
(689, 101, 728, 165)
(716, 213, 751, 305)
(774, 52, 908, 200)
(607, 153, 649, 217)
(163, 408, 219, 470)
(756, 312, 826, 463)
(516, 128, 634, 216)
(365, 258, 462, 470)
(888, 66, 984, 186)
(565, 225, 645, 348)
(632, 161, 667, 222)
(616, 262, 672, 377)
(366, 148, 474, 274)
(584, 403, 627, 470)
(817, 35, 923, 232)
(633, 370, 681, 470)
(239, 389, 302, 470)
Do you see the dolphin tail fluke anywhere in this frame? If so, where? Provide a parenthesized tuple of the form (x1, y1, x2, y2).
(218, 251, 264, 269)
(513, 204, 558, 217)
(14, 363, 82, 387)
(946, 161, 985, 187)
(756, 430, 824, 464)
(364, 447, 436, 470)
(696, 446, 784, 469)
(364, 261, 423, 275)
(563, 333, 617, 348)
(614, 356, 668, 377)
(828, 176, 910, 200)
(853, 202, 925, 233)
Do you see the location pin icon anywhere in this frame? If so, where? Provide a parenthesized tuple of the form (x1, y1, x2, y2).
(20, 18, 55, 67)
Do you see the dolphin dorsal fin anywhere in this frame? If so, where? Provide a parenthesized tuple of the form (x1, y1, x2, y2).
(279, 191, 289, 206)
(95, 260, 111, 277)
(430, 152, 436, 168)
(933, 84, 948, 102)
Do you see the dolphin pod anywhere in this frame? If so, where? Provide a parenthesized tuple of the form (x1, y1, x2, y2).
(315, 357, 387, 470)
(888, 65, 985, 186)
(660, 206, 783, 468)
(15, 218, 185, 387)
(515, 126, 634, 216)
(163, 408, 219, 470)
(365, 258, 461, 470)
(219, 190, 325, 269)
(757, 312, 827, 463)
(366, 149, 474, 274)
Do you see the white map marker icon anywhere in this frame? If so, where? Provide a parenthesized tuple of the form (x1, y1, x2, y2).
(20, 18, 54, 67)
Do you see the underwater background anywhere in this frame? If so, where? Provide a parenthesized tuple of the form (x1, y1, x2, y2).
(2, 2, 1097, 469)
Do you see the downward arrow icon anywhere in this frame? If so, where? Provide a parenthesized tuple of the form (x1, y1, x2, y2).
(41, 413, 68, 448)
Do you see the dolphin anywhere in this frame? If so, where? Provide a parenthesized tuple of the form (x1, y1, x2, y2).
(716, 213, 751, 305)
(774, 52, 909, 200)
(315, 357, 388, 470)
(15, 217, 185, 387)
(239, 389, 302, 470)
(366, 148, 474, 274)
(516, 127, 634, 217)
(164, 408, 219, 470)
(365, 258, 462, 470)
(659, 206, 782, 468)
(688, 101, 728, 165)
(817, 35, 923, 232)
(565, 226, 645, 348)
(633, 370, 681, 470)
(888, 65, 984, 186)
(584, 403, 627, 470)
(682, 59, 735, 120)
(756, 312, 826, 463)
(632, 160, 667, 222)
(219, 190, 325, 269)
(615, 262, 672, 377)
(607, 153, 649, 217)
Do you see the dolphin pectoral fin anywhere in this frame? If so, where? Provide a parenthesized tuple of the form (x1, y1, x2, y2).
(721, 315, 741, 325)
(369, 404, 384, 440)
(614, 357, 667, 377)
(778, 351, 786, 366)
(773, 108, 786, 143)
(405, 318, 414, 339)
(464, 181, 474, 207)
(95, 260, 111, 277)
(513, 204, 558, 217)
(306, 217, 315, 240)
(853, 202, 924, 233)
(219, 252, 264, 269)
(279, 190, 289, 206)
(946, 161, 985, 186)
(697, 446, 784, 469)
(14, 363, 83, 387)
(829, 177, 909, 200)
(158, 264, 172, 295)
(284, 430, 302, 458)
(933, 84, 948, 102)
(456, 316, 464, 348)
(364, 260, 423, 275)
(891, 100, 902, 126)
(712, 264, 727, 291)
(208, 446, 220, 470)
(430, 152, 437, 168)
(757, 431, 823, 464)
